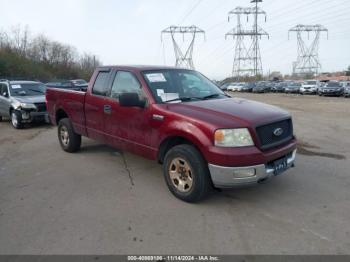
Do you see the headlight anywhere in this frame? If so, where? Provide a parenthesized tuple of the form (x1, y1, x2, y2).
(19, 103, 36, 109)
(214, 128, 254, 147)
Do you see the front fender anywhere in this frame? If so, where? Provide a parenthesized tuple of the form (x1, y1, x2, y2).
(157, 119, 213, 158)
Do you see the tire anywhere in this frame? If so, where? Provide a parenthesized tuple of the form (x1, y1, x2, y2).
(163, 144, 212, 203)
(0, 116, 2, 122)
(11, 110, 23, 129)
(58, 118, 81, 153)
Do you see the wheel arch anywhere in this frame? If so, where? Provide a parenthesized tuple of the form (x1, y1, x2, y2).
(157, 133, 209, 164)
(55, 108, 69, 125)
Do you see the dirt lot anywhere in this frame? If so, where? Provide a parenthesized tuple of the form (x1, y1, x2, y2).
(0, 93, 349, 255)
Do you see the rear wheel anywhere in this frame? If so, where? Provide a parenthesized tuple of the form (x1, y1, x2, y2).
(163, 144, 212, 203)
(11, 110, 23, 129)
(0, 116, 2, 122)
(58, 118, 81, 153)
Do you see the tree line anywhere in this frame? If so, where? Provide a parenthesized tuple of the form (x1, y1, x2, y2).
(0, 26, 101, 82)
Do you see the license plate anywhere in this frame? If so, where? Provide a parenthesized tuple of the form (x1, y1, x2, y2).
(273, 157, 288, 176)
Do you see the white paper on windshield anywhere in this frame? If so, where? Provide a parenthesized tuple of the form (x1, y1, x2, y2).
(11, 85, 22, 89)
(146, 73, 167, 82)
(156, 89, 165, 96)
(160, 93, 179, 102)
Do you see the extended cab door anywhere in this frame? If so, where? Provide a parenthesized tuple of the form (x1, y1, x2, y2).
(104, 70, 156, 158)
(84, 69, 112, 143)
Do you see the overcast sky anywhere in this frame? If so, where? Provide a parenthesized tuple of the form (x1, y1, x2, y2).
(0, 0, 349, 79)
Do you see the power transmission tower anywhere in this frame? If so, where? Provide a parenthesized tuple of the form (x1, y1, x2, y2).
(225, 1, 268, 80)
(161, 26, 205, 69)
(289, 24, 328, 77)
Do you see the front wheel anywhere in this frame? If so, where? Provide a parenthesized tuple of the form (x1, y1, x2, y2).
(163, 144, 212, 203)
(58, 118, 81, 153)
(11, 110, 23, 129)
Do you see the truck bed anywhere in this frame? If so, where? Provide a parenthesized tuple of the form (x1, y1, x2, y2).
(46, 88, 87, 135)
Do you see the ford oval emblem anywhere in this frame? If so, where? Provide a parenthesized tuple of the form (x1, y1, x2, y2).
(273, 128, 284, 137)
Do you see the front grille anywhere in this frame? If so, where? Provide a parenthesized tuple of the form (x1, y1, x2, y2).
(35, 103, 47, 112)
(256, 119, 293, 150)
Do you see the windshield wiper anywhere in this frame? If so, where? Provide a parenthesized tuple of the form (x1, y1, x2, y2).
(164, 97, 201, 103)
(200, 93, 230, 100)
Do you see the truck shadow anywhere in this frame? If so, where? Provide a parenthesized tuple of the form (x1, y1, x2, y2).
(79, 143, 118, 155)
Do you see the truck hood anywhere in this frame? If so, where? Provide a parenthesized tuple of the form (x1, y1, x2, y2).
(166, 98, 290, 128)
(12, 95, 46, 104)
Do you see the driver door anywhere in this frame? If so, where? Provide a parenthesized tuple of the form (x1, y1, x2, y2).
(104, 70, 154, 158)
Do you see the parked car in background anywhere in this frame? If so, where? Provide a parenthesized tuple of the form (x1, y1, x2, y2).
(285, 82, 301, 94)
(227, 82, 245, 92)
(253, 81, 271, 93)
(71, 79, 89, 90)
(319, 81, 344, 96)
(0, 80, 49, 129)
(219, 83, 229, 91)
(46, 79, 88, 91)
(344, 85, 350, 98)
(46, 66, 297, 202)
(300, 80, 319, 95)
(271, 82, 285, 93)
(241, 82, 255, 92)
(319, 81, 327, 88)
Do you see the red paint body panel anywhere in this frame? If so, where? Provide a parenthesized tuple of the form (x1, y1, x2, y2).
(46, 66, 296, 167)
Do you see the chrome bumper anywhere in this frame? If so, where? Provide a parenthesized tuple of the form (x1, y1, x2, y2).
(208, 149, 297, 188)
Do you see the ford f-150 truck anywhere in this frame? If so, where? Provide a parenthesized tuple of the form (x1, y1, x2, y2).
(46, 66, 297, 202)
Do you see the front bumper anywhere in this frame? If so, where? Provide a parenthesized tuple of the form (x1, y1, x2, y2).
(20, 110, 50, 123)
(301, 89, 316, 94)
(319, 90, 343, 96)
(208, 149, 297, 188)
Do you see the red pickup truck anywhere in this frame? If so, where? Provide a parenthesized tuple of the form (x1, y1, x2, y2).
(46, 66, 297, 202)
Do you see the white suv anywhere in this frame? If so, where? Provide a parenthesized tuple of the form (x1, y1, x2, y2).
(300, 80, 319, 95)
(227, 82, 245, 92)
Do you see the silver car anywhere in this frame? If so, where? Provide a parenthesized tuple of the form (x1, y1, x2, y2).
(0, 80, 49, 129)
(344, 83, 350, 98)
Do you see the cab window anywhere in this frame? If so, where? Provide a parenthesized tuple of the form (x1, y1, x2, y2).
(92, 71, 111, 96)
(110, 71, 142, 99)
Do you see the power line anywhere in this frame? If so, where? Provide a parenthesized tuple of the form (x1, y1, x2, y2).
(178, 0, 204, 25)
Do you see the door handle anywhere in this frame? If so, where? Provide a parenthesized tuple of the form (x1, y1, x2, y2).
(103, 105, 111, 114)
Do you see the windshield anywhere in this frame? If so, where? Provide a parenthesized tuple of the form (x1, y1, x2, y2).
(142, 69, 226, 103)
(10, 83, 46, 96)
(306, 81, 317, 85)
(326, 82, 340, 87)
(289, 83, 301, 87)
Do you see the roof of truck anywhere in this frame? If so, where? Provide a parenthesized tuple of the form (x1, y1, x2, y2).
(97, 65, 193, 71)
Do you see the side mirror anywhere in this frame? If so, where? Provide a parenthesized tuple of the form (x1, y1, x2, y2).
(119, 93, 146, 108)
(2, 92, 8, 97)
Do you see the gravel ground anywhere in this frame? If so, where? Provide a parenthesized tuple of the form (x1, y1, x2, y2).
(0, 93, 349, 255)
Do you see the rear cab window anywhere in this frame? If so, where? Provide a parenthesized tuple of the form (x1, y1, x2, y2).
(92, 71, 111, 96)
